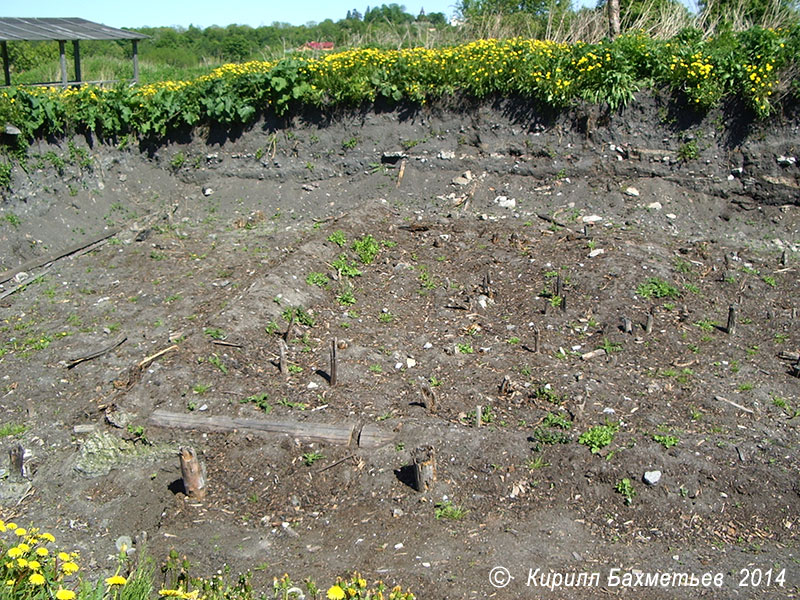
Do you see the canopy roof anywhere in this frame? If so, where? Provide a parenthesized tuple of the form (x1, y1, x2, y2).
(0, 17, 147, 42)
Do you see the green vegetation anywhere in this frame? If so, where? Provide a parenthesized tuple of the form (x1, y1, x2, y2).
(1, 24, 798, 146)
(352, 234, 381, 265)
(240, 392, 272, 412)
(579, 421, 619, 454)
(0, 423, 26, 437)
(434, 500, 468, 520)
(331, 254, 362, 278)
(653, 433, 679, 449)
(302, 451, 324, 466)
(326, 230, 347, 247)
(615, 478, 636, 505)
(637, 277, 681, 299)
(305, 272, 330, 287)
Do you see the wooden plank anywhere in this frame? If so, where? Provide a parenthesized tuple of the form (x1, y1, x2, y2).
(357, 422, 395, 448)
(149, 410, 357, 446)
(0, 228, 118, 286)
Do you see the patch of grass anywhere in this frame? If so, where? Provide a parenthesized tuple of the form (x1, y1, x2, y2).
(302, 451, 324, 466)
(281, 306, 316, 327)
(579, 421, 619, 454)
(456, 343, 474, 354)
(326, 230, 347, 247)
(762, 275, 776, 287)
(533, 385, 565, 405)
(507, 336, 521, 345)
(279, 398, 308, 410)
(331, 254, 362, 278)
(378, 312, 394, 323)
(352, 234, 380, 264)
(208, 354, 227, 373)
(0, 423, 27, 437)
(653, 433, 679, 449)
(240, 393, 272, 412)
(615, 478, 636, 505)
(369, 364, 383, 373)
(305, 272, 330, 287)
(3, 213, 21, 228)
(738, 382, 754, 391)
(526, 455, 550, 470)
(677, 139, 698, 161)
(434, 500, 467, 520)
(464, 405, 494, 425)
(192, 383, 210, 394)
(597, 338, 622, 353)
(529, 427, 570, 451)
(542, 412, 572, 430)
(636, 277, 680, 299)
(336, 286, 357, 306)
(203, 327, 226, 340)
(694, 319, 718, 332)
(288, 364, 303, 374)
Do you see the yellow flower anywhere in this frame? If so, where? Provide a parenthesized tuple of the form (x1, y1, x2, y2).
(58, 552, 70, 562)
(6, 580, 14, 586)
(14, 528, 27, 536)
(327, 585, 346, 600)
(28, 560, 41, 570)
(29, 573, 45, 585)
(6, 523, 17, 530)
(41, 533, 56, 543)
(17, 558, 28, 568)
(7, 547, 23, 558)
(61, 562, 80, 575)
(36, 548, 48, 557)
(56, 589, 76, 600)
(105, 575, 127, 586)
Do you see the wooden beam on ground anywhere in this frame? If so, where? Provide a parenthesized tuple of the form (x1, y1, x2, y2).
(149, 409, 387, 447)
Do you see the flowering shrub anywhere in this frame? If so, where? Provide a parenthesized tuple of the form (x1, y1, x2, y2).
(0, 26, 798, 142)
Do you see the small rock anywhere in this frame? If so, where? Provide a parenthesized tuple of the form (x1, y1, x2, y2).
(73, 424, 96, 434)
(394, 543, 404, 550)
(198, 404, 208, 411)
(381, 151, 407, 163)
(438, 150, 455, 160)
(495, 196, 516, 209)
(307, 382, 319, 389)
(406, 357, 417, 368)
(624, 186, 640, 197)
(582, 215, 602, 223)
(647, 201, 662, 210)
(452, 171, 473, 185)
(423, 342, 433, 349)
(666, 213, 677, 220)
(588, 248, 605, 258)
(202, 187, 214, 197)
(13, 272, 29, 283)
(392, 508, 405, 518)
(777, 155, 797, 166)
(643, 470, 662, 485)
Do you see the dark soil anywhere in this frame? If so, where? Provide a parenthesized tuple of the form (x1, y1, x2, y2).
(0, 95, 798, 599)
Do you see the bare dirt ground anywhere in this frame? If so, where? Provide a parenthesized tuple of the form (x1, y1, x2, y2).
(0, 95, 799, 599)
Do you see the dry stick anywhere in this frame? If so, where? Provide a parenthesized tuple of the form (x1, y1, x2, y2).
(411, 446, 436, 492)
(645, 312, 654, 335)
(329, 338, 337, 387)
(726, 303, 737, 336)
(316, 453, 356, 473)
(66, 334, 127, 369)
(396, 159, 407, 187)
(714, 395, 754, 414)
(8, 444, 24, 482)
(278, 338, 288, 376)
(138, 345, 178, 369)
(532, 323, 541, 353)
(179, 447, 206, 500)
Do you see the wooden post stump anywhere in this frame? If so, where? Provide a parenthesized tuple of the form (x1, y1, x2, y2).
(179, 447, 206, 499)
(411, 446, 436, 492)
(420, 382, 437, 412)
(726, 303, 737, 336)
(622, 316, 632, 335)
(278, 338, 288, 376)
(8, 444, 24, 481)
(645, 312, 654, 335)
(329, 338, 337, 386)
(532, 323, 541, 353)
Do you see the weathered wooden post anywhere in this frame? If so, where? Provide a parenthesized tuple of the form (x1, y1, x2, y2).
(329, 338, 337, 386)
(726, 303, 737, 336)
(411, 446, 436, 492)
(179, 447, 206, 499)
(8, 444, 24, 481)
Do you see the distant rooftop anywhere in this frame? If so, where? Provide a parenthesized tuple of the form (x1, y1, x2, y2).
(0, 17, 146, 41)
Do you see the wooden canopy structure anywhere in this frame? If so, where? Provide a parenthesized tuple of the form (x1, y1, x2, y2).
(0, 17, 148, 87)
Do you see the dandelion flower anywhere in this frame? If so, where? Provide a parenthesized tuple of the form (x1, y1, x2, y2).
(7, 522, 17, 530)
(105, 575, 127, 586)
(36, 548, 48, 557)
(41, 533, 56, 543)
(327, 585, 346, 600)
(14, 528, 27, 537)
(29, 573, 45, 585)
(28, 560, 41, 570)
(56, 589, 76, 600)
(7, 547, 23, 559)
(61, 562, 80, 575)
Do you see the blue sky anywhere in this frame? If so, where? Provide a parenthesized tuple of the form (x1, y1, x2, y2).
(3, 1, 463, 29)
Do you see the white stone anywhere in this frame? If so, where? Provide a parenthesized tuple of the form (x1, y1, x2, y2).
(666, 213, 677, 220)
(643, 470, 662, 485)
(495, 196, 516, 209)
(582, 215, 603, 223)
(588, 249, 605, 258)
(647, 202, 662, 210)
(624, 186, 640, 197)
(438, 150, 455, 160)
